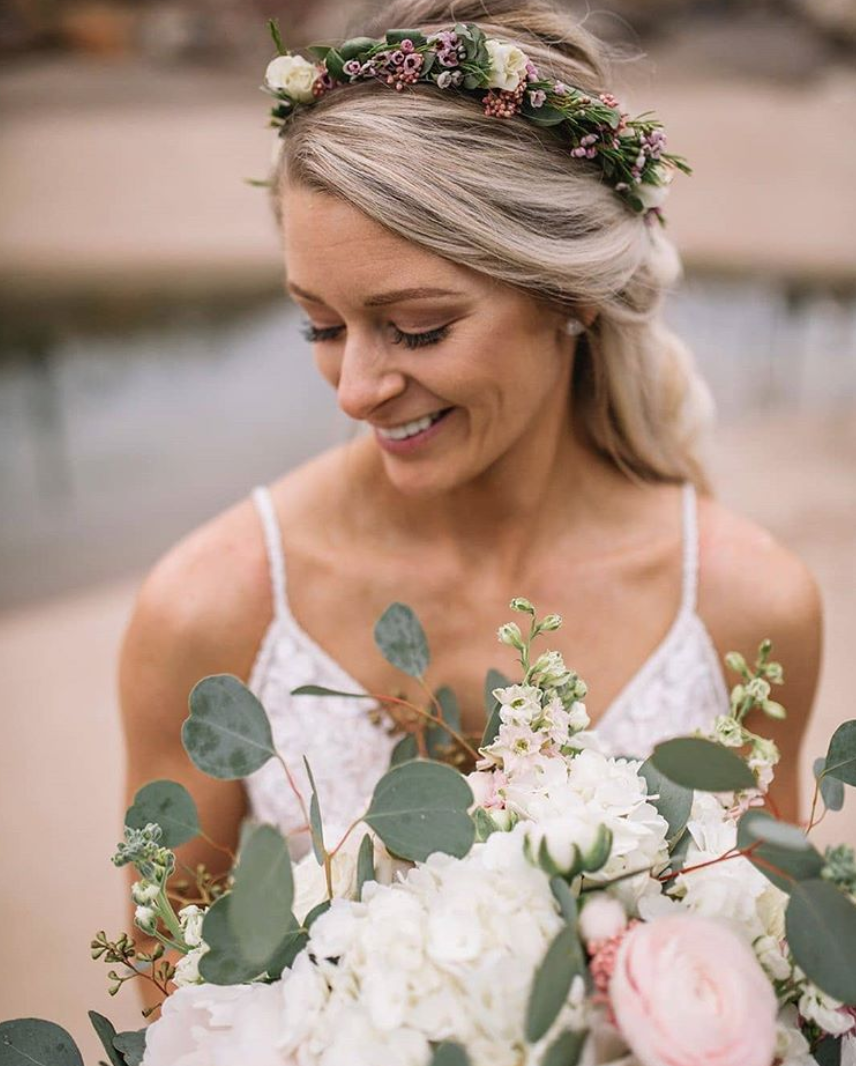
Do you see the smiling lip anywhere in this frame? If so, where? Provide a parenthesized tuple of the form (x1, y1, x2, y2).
(373, 407, 455, 455)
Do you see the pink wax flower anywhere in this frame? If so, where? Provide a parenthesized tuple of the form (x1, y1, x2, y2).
(609, 914, 777, 1066)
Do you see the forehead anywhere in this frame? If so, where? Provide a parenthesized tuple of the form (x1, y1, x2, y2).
(279, 181, 487, 303)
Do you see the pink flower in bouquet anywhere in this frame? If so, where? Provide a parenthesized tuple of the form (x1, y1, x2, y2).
(609, 914, 777, 1066)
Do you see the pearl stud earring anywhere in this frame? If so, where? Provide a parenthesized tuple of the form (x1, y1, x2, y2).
(564, 318, 585, 337)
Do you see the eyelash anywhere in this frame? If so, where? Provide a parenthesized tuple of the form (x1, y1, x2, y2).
(300, 322, 450, 350)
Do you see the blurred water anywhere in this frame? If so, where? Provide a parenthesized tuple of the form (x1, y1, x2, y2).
(2, 273, 855, 609)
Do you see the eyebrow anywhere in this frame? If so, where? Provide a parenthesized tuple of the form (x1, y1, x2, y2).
(287, 282, 463, 307)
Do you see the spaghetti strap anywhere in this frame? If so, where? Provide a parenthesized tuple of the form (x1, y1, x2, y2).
(251, 485, 288, 620)
(680, 481, 699, 615)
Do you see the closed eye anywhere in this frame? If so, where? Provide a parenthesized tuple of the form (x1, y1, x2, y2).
(300, 322, 344, 343)
(390, 325, 450, 350)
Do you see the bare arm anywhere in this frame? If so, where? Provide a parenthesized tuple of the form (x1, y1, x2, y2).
(117, 504, 270, 1011)
(699, 498, 824, 823)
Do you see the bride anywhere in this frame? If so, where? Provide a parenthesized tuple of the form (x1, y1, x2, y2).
(119, 0, 820, 903)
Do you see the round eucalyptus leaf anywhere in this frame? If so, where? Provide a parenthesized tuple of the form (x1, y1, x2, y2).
(427, 687, 462, 757)
(87, 1013, 124, 1066)
(824, 721, 856, 787)
(229, 824, 295, 969)
(199, 896, 267, 984)
(525, 925, 585, 1043)
(390, 734, 418, 767)
(650, 737, 756, 792)
(292, 684, 369, 699)
(183, 674, 276, 780)
(0, 1019, 83, 1066)
(373, 603, 430, 678)
(365, 760, 475, 862)
(813, 757, 845, 812)
(737, 810, 824, 893)
(112, 1030, 147, 1066)
(356, 832, 375, 900)
(786, 879, 856, 1003)
(124, 780, 200, 848)
(742, 817, 811, 851)
(430, 1044, 471, 1066)
(638, 760, 693, 842)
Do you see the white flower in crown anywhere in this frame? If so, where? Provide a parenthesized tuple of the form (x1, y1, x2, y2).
(637, 163, 675, 210)
(265, 53, 319, 103)
(484, 39, 529, 91)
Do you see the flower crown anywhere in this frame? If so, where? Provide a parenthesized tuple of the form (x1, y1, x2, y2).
(261, 19, 691, 225)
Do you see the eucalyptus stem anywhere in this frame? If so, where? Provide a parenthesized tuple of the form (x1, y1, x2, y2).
(373, 692, 479, 761)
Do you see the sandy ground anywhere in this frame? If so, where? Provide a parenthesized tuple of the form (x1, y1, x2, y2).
(1, 408, 854, 1058)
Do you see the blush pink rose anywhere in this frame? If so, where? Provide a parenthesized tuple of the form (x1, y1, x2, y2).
(609, 914, 777, 1066)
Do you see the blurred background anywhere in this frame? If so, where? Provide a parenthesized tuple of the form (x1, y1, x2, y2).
(1, 0, 854, 1056)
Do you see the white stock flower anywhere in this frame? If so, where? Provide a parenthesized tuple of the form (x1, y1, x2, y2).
(494, 684, 542, 726)
(798, 983, 854, 1036)
(775, 1005, 814, 1066)
(178, 904, 204, 947)
(265, 53, 319, 102)
(485, 39, 529, 91)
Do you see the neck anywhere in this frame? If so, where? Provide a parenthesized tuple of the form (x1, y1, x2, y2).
(350, 400, 630, 577)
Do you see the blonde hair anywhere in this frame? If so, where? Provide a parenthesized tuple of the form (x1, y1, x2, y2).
(270, 0, 714, 490)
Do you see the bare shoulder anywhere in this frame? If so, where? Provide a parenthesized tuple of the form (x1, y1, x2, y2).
(697, 495, 823, 657)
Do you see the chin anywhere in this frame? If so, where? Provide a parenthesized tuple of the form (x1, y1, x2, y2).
(378, 454, 470, 499)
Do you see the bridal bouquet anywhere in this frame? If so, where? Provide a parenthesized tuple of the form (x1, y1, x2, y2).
(3, 602, 856, 1066)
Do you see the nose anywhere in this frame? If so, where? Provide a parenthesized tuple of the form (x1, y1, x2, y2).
(334, 336, 406, 422)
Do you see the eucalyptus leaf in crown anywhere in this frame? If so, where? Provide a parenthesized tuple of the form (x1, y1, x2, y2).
(260, 19, 692, 223)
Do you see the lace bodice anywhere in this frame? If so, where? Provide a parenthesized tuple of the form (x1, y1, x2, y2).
(243, 482, 730, 858)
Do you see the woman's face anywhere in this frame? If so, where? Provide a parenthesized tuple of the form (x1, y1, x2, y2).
(280, 181, 581, 497)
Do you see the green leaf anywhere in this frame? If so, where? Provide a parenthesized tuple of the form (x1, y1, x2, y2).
(638, 760, 693, 843)
(199, 896, 265, 984)
(390, 734, 418, 766)
(356, 832, 375, 899)
(324, 50, 346, 83)
(112, 1030, 146, 1066)
(183, 674, 276, 780)
(124, 780, 200, 848)
(813, 1035, 842, 1066)
(306, 43, 333, 61)
(339, 36, 376, 60)
(386, 28, 427, 47)
(0, 1020, 83, 1066)
(292, 684, 369, 699)
(520, 99, 567, 126)
(229, 824, 295, 968)
(525, 925, 585, 1043)
(305, 900, 331, 928)
(541, 1029, 588, 1066)
(650, 737, 756, 792)
(786, 879, 856, 1002)
(365, 760, 475, 862)
(824, 721, 856, 786)
(481, 669, 509, 747)
(374, 602, 430, 678)
(88, 1013, 124, 1066)
(814, 757, 845, 812)
(429, 1044, 470, 1066)
(462, 73, 482, 91)
(303, 757, 326, 864)
(737, 810, 824, 893)
(267, 18, 286, 56)
(265, 913, 306, 978)
(743, 817, 811, 851)
(427, 687, 462, 757)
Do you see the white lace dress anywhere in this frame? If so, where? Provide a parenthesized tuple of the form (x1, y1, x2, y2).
(244, 481, 730, 858)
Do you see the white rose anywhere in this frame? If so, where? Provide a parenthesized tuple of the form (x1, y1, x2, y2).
(485, 39, 528, 92)
(265, 54, 319, 103)
(637, 165, 674, 210)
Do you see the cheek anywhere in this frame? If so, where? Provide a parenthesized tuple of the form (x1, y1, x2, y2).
(313, 348, 340, 389)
